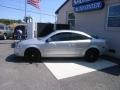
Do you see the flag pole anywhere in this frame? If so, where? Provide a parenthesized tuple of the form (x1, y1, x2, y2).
(25, 0, 27, 22)
(25, 0, 27, 39)
(39, 0, 41, 22)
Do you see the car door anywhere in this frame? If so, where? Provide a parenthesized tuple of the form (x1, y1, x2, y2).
(68, 33, 92, 57)
(43, 32, 76, 57)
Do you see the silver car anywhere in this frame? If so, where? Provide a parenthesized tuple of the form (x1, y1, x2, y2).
(14, 30, 108, 62)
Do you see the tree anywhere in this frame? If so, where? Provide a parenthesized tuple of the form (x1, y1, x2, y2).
(0, 19, 23, 25)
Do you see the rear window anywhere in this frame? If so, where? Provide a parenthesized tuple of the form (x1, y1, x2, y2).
(0, 25, 4, 30)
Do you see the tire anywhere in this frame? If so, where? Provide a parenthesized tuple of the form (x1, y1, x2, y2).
(3, 34, 7, 40)
(85, 48, 99, 62)
(24, 48, 41, 62)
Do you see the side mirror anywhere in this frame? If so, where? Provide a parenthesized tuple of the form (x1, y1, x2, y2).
(46, 38, 52, 43)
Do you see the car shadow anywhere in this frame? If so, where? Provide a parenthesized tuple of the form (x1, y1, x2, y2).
(100, 65, 120, 76)
(6, 54, 84, 63)
(42, 57, 85, 63)
(6, 54, 120, 76)
(6, 54, 42, 63)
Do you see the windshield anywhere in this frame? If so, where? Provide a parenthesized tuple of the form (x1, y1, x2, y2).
(38, 32, 53, 40)
(38, 36, 46, 40)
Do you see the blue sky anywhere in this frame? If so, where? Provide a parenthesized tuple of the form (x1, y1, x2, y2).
(0, 0, 65, 23)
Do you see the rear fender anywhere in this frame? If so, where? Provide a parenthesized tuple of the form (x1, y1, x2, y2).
(83, 46, 100, 56)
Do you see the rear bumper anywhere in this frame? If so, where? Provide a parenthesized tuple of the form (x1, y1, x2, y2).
(100, 46, 108, 55)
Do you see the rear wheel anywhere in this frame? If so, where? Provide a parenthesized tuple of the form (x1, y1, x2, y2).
(24, 48, 41, 62)
(85, 48, 99, 62)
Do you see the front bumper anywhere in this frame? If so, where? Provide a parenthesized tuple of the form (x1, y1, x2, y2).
(14, 45, 25, 57)
(14, 41, 22, 56)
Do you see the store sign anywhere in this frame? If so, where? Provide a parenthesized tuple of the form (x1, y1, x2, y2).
(72, 0, 101, 6)
(72, 0, 104, 12)
(74, 1, 104, 12)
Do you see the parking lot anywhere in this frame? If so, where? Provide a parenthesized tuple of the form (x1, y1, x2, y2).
(0, 40, 120, 90)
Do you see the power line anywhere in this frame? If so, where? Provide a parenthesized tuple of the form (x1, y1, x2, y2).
(0, 0, 55, 13)
(0, 4, 55, 17)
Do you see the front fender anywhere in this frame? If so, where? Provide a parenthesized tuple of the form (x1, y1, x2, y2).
(24, 45, 42, 55)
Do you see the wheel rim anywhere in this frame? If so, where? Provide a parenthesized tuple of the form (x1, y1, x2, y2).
(89, 52, 96, 59)
(25, 50, 40, 61)
(86, 50, 99, 61)
(29, 52, 38, 60)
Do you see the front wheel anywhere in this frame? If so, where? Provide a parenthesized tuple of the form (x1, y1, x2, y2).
(24, 48, 41, 62)
(85, 49, 99, 62)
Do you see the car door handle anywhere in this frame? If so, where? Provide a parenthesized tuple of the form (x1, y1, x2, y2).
(49, 42, 56, 45)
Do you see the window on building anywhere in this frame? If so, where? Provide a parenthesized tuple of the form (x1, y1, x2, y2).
(67, 13, 75, 29)
(108, 4, 120, 27)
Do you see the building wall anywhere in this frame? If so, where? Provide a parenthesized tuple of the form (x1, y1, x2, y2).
(57, 0, 73, 24)
(56, 0, 120, 59)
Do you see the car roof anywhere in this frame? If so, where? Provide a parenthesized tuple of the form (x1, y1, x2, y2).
(52, 30, 92, 38)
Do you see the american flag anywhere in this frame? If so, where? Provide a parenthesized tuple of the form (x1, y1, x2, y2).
(27, 0, 40, 8)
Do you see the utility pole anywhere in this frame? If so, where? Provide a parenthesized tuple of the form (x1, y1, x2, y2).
(54, 15, 57, 31)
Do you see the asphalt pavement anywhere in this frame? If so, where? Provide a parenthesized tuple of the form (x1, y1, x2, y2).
(0, 40, 120, 90)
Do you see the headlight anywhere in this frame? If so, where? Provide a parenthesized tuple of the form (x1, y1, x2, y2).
(15, 42, 23, 49)
(15, 44, 21, 49)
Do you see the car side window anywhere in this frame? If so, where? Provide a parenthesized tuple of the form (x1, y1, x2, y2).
(70, 33, 90, 40)
(48, 32, 91, 42)
(49, 33, 71, 41)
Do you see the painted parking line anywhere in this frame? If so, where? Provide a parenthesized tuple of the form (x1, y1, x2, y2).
(44, 59, 116, 80)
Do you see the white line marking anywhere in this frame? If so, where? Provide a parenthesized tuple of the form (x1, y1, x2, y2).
(44, 59, 116, 80)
